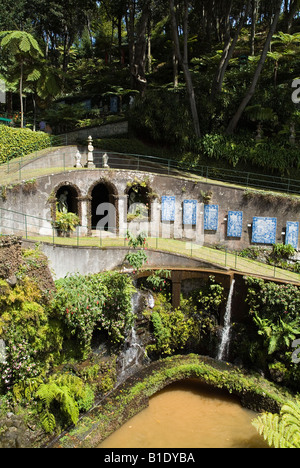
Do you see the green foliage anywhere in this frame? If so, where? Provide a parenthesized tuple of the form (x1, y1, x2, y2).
(253, 399, 300, 448)
(189, 276, 225, 315)
(36, 373, 94, 433)
(144, 276, 225, 357)
(199, 133, 300, 175)
(52, 272, 135, 356)
(0, 277, 64, 391)
(125, 250, 148, 272)
(271, 243, 296, 262)
(246, 277, 300, 327)
(53, 211, 81, 235)
(244, 277, 300, 389)
(125, 231, 148, 273)
(129, 89, 194, 151)
(0, 126, 52, 164)
(0, 31, 43, 59)
(146, 269, 171, 292)
(145, 294, 194, 357)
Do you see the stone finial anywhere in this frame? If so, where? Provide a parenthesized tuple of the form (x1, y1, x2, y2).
(87, 135, 95, 168)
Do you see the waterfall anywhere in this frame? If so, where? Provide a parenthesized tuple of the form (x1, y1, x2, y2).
(119, 326, 144, 378)
(118, 291, 146, 382)
(216, 279, 235, 362)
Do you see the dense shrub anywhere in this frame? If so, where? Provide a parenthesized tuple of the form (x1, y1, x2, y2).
(51, 272, 136, 356)
(0, 126, 52, 164)
(238, 277, 300, 391)
(0, 277, 64, 392)
(199, 133, 300, 175)
(144, 276, 225, 358)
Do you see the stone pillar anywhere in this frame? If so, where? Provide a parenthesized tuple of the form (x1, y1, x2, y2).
(150, 200, 161, 239)
(171, 271, 182, 309)
(78, 196, 90, 236)
(117, 195, 128, 237)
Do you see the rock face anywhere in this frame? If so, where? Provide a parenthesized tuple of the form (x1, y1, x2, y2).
(0, 236, 22, 279)
(0, 235, 55, 291)
(0, 412, 43, 448)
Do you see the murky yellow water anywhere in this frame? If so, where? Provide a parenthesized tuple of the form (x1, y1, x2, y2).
(99, 380, 269, 449)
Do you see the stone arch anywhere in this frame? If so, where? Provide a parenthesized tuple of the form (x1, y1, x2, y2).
(51, 182, 82, 222)
(88, 178, 119, 234)
(125, 180, 152, 222)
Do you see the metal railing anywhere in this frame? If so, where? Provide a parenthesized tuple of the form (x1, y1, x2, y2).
(2, 139, 300, 196)
(0, 207, 299, 283)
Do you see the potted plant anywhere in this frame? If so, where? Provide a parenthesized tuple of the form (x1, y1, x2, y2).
(53, 211, 80, 237)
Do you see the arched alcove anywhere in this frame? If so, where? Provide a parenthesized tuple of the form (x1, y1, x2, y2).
(88, 179, 119, 233)
(56, 185, 79, 214)
(51, 182, 82, 223)
(125, 182, 152, 222)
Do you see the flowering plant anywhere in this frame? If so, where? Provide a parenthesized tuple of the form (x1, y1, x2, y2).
(52, 272, 135, 357)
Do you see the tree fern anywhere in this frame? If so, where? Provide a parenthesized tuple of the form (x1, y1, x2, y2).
(0, 30, 43, 128)
(252, 399, 300, 448)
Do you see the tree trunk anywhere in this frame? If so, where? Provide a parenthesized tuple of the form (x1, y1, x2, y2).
(212, 1, 250, 98)
(20, 60, 24, 129)
(126, 0, 136, 89)
(173, 49, 178, 88)
(131, 1, 151, 95)
(226, 2, 281, 135)
(286, 0, 298, 32)
(251, 0, 258, 56)
(170, 0, 201, 138)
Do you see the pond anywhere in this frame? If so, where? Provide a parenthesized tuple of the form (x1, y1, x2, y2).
(99, 379, 269, 449)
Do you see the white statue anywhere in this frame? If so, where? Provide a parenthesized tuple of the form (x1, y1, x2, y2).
(58, 191, 68, 213)
(103, 152, 109, 168)
(75, 150, 82, 168)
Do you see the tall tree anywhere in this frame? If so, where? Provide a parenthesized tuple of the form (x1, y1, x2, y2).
(0, 31, 44, 128)
(170, 0, 201, 138)
(226, 0, 282, 134)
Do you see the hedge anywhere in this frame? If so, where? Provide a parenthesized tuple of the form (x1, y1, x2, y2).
(0, 126, 52, 164)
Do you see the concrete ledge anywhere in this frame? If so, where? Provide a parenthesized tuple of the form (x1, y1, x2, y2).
(21, 240, 228, 280)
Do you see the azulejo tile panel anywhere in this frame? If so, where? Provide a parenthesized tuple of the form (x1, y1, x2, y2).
(252, 217, 277, 244)
(286, 221, 299, 249)
(183, 200, 197, 225)
(204, 205, 219, 231)
(161, 196, 176, 222)
(227, 211, 243, 238)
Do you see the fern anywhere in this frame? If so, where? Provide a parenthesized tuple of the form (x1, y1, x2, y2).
(13, 377, 43, 402)
(36, 374, 87, 433)
(40, 410, 56, 434)
(252, 399, 300, 448)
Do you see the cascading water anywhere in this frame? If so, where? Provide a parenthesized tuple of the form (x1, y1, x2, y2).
(216, 279, 235, 362)
(118, 290, 153, 382)
(119, 326, 144, 379)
